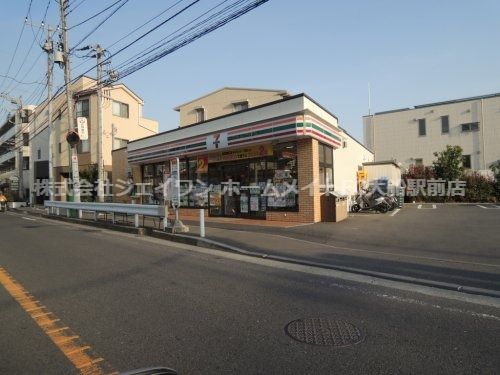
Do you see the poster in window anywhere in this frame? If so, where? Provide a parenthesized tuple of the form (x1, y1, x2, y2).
(250, 195, 260, 212)
(196, 155, 208, 173)
(240, 194, 249, 213)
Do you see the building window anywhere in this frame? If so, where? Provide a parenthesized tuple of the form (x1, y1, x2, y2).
(462, 155, 471, 169)
(112, 101, 129, 118)
(418, 119, 426, 136)
(441, 116, 449, 134)
(319, 143, 334, 192)
(76, 99, 89, 117)
(233, 101, 249, 112)
(22, 157, 29, 170)
(195, 108, 205, 123)
(77, 139, 90, 153)
(37, 149, 41, 160)
(113, 137, 128, 150)
(22, 133, 29, 146)
(461, 122, 479, 132)
(414, 158, 423, 166)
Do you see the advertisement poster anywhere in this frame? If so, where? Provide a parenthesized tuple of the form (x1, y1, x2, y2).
(240, 194, 249, 213)
(250, 195, 260, 211)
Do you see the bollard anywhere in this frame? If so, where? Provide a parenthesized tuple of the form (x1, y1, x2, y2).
(199, 209, 205, 238)
(78, 210, 82, 219)
(134, 214, 139, 228)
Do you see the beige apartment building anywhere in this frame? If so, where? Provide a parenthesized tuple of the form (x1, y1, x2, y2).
(30, 76, 158, 203)
(363, 93, 500, 172)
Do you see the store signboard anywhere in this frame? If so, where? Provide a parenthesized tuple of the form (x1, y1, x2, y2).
(206, 132, 228, 150)
(76, 117, 89, 141)
(208, 144, 273, 163)
(169, 157, 180, 208)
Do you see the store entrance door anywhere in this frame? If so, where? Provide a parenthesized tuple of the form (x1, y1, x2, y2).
(208, 159, 267, 219)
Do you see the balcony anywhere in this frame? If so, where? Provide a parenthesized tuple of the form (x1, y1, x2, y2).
(0, 150, 15, 165)
(0, 126, 15, 146)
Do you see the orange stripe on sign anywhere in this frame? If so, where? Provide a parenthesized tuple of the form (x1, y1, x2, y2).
(0, 266, 116, 375)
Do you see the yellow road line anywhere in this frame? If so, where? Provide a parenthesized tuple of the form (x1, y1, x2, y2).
(0, 266, 116, 375)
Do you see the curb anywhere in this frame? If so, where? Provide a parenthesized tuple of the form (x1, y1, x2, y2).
(13, 209, 500, 300)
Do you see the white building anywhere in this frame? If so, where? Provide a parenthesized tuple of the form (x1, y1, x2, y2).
(0, 106, 35, 201)
(363, 93, 500, 171)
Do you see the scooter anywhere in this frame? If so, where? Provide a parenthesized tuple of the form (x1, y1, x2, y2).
(351, 189, 390, 213)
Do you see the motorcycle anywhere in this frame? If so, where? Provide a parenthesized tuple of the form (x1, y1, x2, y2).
(351, 189, 390, 213)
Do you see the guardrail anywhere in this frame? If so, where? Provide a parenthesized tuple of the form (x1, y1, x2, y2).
(44, 201, 165, 228)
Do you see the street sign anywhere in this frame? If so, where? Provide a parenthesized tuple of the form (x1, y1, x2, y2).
(71, 154, 81, 202)
(10, 176, 19, 190)
(76, 117, 88, 141)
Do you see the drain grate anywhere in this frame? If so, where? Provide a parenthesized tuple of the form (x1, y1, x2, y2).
(285, 318, 363, 347)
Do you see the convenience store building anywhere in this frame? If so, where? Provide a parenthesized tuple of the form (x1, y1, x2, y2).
(113, 88, 373, 223)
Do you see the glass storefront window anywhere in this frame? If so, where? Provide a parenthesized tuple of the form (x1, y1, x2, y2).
(319, 143, 334, 192)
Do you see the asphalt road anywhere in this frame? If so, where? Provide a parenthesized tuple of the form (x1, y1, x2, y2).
(179, 204, 500, 292)
(0, 212, 499, 374)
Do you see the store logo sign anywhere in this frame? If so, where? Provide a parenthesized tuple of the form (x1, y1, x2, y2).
(206, 132, 228, 150)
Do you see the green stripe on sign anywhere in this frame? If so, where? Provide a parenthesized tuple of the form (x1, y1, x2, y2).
(308, 122, 341, 142)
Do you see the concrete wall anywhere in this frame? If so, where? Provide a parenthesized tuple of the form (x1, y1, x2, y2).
(176, 88, 288, 127)
(363, 95, 500, 171)
(333, 131, 374, 198)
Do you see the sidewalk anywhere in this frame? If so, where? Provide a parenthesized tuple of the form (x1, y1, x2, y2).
(14, 205, 500, 295)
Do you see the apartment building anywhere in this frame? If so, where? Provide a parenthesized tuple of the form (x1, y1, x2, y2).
(29, 76, 158, 203)
(113, 87, 372, 222)
(363, 93, 500, 172)
(0, 106, 35, 201)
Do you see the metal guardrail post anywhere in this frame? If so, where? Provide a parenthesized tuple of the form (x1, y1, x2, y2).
(199, 209, 205, 238)
(94, 211, 98, 221)
(112, 212, 115, 224)
(134, 214, 139, 228)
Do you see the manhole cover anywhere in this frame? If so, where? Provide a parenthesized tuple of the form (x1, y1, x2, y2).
(285, 318, 363, 347)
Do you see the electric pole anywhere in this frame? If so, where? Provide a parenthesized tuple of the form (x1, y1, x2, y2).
(58, 0, 80, 203)
(95, 44, 105, 202)
(41, 24, 54, 203)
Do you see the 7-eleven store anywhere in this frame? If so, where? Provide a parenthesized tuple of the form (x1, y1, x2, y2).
(119, 94, 344, 223)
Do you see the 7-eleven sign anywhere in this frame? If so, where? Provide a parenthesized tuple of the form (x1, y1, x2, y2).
(206, 132, 228, 150)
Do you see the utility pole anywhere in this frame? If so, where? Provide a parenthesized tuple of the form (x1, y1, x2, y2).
(41, 24, 54, 203)
(95, 44, 105, 202)
(58, 0, 80, 203)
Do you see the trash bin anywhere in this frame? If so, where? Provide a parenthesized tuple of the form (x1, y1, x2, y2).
(320, 192, 348, 222)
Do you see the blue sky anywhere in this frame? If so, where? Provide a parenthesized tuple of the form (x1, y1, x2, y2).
(1, 0, 499, 141)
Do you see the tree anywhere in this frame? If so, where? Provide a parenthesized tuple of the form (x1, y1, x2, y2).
(432, 145, 464, 181)
(79, 164, 98, 202)
(490, 160, 500, 201)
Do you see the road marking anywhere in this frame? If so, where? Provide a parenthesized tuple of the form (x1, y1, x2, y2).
(390, 208, 401, 217)
(0, 266, 116, 375)
(22, 217, 36, 221)
(417, 204, 436, 210)
(477, 204, 500, 209)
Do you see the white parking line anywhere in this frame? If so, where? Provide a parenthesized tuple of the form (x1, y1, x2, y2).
(477, 205, 500, 209)
(417, 204, 436, 210)
(22, 217, 36, 221)
(390, 208, 400, 216)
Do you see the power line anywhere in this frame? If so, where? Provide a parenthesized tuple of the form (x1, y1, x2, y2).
(70, 0, 130, 51)
(69, 0, 124, 29)
(115, 1, 269, 83)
